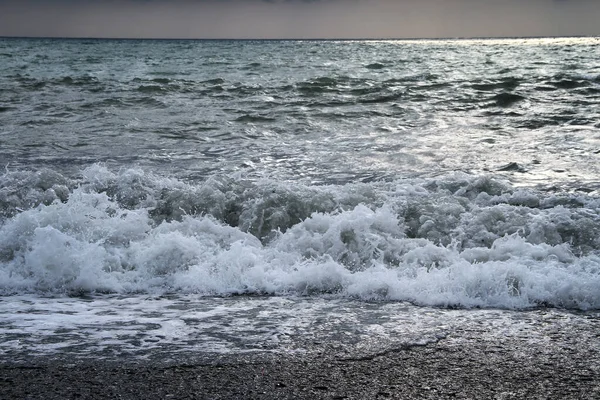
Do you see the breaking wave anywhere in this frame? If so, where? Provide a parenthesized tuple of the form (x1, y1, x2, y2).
(1, 165, 599, 310)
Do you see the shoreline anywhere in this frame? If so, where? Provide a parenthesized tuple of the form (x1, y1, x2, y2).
(3, 326, 599, 400)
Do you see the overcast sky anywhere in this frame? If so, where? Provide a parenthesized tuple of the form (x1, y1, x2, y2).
(0, 0, 598, 39)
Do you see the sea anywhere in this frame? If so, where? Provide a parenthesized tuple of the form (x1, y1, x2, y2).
(1, 37, 599, 364)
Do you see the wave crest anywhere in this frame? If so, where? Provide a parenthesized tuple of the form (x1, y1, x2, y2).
(1, 165, 599, 309)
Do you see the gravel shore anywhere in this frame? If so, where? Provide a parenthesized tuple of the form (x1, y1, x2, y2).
(3, 324, 599, 400)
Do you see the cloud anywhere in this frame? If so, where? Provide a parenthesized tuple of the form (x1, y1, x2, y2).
(1, 0, 599, 39)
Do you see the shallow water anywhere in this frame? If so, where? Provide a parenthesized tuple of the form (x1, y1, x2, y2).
(2, 294, 598, 364)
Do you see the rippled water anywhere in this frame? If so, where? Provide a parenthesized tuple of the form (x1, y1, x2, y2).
(1, 37, 600, 362)
(1, 37, 599, 187)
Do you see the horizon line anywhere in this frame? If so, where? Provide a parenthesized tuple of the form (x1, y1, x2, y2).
(1, 34, 598, 41)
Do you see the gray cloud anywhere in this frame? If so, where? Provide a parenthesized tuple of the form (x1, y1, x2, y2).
(1, 0, 599, 39)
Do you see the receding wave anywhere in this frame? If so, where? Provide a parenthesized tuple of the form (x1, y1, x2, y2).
(1, 165, 599, 310)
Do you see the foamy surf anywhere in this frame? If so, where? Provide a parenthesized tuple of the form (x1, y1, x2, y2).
(1, 165, 598, 309)
(0, 295, 588, 361)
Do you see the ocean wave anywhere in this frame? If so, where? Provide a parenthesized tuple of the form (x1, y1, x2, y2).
(488, 92, 527, 107)
(1, 166, 599, 309)
(365, 62, 386, 70)
(471, 77, 522, 91)
(5, 74, 110, 97)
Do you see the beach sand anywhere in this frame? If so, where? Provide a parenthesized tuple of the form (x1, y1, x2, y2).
(3, 323, 599, 400)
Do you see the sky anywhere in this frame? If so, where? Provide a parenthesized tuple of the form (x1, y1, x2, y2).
(0, 0, 599, 39)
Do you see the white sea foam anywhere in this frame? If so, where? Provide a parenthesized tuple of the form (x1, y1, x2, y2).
(1, 166, 599, 309)
(1, 295, 595, 361)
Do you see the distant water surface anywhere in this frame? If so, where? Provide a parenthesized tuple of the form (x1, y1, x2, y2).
(1, 37, 599, 186)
